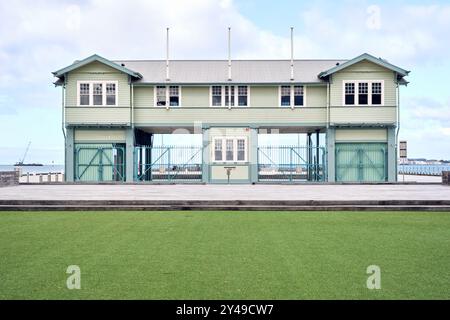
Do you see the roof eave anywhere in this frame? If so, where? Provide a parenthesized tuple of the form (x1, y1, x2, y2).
(318, 53, 409, 78)
(52, 54, 143, 79)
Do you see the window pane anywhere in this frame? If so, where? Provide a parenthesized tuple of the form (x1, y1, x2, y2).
(169, 86, 179, 96)
(80, 83, 90, 95)
(237, 139, 245, 161)
(358, 83, 368, 94)
(238, 96, 247, 106)
(294, 86, 303, 95)
(345, 83, 355, 105)
(345, 95, 355, 105)
(170, 96, 179, 106)
(212, 86, 222, 106)
(372, 82, 382, 94)
(157, 86, 166, 106)
(226, 139, 234, 161)
(106, 83, 116, 106)
(238, 86, 247, 95)
(281, 86, 291, 106)
(238, 86, 247, 106)
(345, 83, 355, 94)
(212, 96, 222, 106)
(294, 95, 303, 106)
(372, 83, 382, 105)
(80, 95, 89, 105)
(106, 95, 116, 105)
(93, 83, 102, 105)
(359, 94, 368, 105)
(281, 95, 290, 106)
(106, 83, 116, 94)
(214, 139, 222, 161)
(169, 86, 179, 106)
(372, 94, 382, 105)
(281, 86, 291, 95)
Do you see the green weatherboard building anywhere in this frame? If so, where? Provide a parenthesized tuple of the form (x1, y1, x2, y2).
(53, 53, 409, 184)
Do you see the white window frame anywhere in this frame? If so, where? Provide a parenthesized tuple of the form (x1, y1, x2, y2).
(77, 81, 118, 107)
(211, 136, 248, 163)
(209, 85, 250, 107)
(342, 80, 384, 106)
(278, 85, 306, 108)
(153, 85, 182, 107)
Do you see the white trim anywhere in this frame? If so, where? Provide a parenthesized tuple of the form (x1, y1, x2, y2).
(342, 80, 385, 106)
(153, 85, 181, 108)
(77, 81, 118, 107)
(211, 136, 248, 163)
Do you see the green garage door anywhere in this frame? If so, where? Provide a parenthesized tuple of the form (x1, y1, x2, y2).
(74, 144, 126, 182)
(335, 143, 387, 182)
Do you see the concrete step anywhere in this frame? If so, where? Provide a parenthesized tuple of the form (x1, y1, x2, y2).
(1, 204, 450, 212)
(1, 200, 450, 206)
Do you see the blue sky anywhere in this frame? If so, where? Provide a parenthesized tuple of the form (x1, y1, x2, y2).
(1, 0, 450, 164)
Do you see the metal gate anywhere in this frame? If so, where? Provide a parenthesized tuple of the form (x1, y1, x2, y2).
(134, 145, 203, 182)
(75, 144, 126, 182)
(258, 146, 326, 182)
(335, 143, 387, 182)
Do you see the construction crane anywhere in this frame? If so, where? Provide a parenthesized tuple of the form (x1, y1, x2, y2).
(14, 142, 42, 166)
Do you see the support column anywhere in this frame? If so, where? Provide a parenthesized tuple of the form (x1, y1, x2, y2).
(387, 127, 397, 182)
(65, 128, 74, 182)
(202, 128, 210, 183)
(306, 132, 312, 181)
(125, 128, 134, 183)
(315, 130, 320, 181)
(249, 128, 258, 183)
(326, 128, 336, 182)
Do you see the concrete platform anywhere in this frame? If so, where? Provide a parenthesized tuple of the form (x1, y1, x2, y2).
(0, 184, 449, 211)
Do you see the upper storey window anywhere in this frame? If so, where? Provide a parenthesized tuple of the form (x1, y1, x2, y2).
(280, 85, 304, 107)
(79, 83, 90, 106)
(344, 81, 383, 106)
(210, 85, 248, 107)
(77, 81, 117, 106)
(156, 86, 180, 107)
(345, 83, 355, 105)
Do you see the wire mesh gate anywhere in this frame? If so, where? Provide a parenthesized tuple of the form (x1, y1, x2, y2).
(257, 146, 326, 182)
(134, 145, 203, 182)
(74, 144, 126, 182)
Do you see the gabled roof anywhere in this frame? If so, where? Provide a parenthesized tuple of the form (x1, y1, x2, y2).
(52, 54, 142, 79)
(318, 53, 410, 78)
(113, 59, 346, 84)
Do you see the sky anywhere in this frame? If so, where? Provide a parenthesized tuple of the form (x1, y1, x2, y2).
(0, 0, 450, 164)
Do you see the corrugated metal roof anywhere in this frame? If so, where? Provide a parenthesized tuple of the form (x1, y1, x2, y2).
(113, 59, 347, 84)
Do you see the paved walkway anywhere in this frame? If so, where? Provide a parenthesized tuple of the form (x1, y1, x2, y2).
(0, 184, 449, 201)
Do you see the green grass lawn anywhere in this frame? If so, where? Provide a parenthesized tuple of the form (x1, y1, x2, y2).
(0, 211, 449, 300)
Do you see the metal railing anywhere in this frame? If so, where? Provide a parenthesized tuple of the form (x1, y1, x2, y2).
(398, 164, 450, 176)
(257, 146, 326, 182)
(134, 145, 203, 182)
